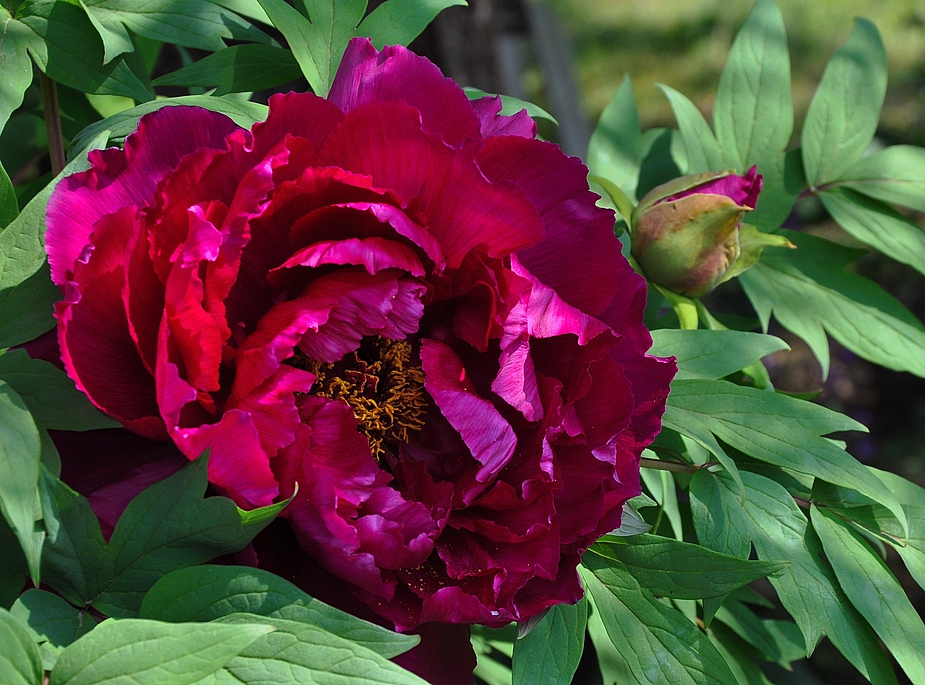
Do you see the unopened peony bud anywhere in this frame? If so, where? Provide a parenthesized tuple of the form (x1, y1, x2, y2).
(630, 167, 763, 298)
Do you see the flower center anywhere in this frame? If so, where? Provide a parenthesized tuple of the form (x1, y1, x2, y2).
(294, 338, 427, 459)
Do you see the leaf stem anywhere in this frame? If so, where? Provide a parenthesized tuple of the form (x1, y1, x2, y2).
(639, 457, 698, 475)
(39, 72, 65, 176)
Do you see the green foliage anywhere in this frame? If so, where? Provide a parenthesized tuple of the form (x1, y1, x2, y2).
(0, 607, 43, 685)
(511, 600, 586, 685)
(151, 44, 302, 95)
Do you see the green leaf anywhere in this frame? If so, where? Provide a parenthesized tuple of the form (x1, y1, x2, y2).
(747, 147, 803, 231)
(649, 329, 788, 381)
(713, 601, 802, 669)
(0, 515, 27, 609)
(141, 565, 419, 659)
(255, 0, 358, 96)
(586, 602, 634, 685)
(714, 0, 792, 173)
(37, 469, 107, 608)
(589, 75, 665, 202)
(151, 44, 301, 95)
(0, 607, 42, 685)
(0, 378, 42, 585)
(588, 535, 787, 600)
(0, 349, 119, 431)
(359, 0, 466, 49)
(70, 96, 267, 154)
(49, 618, 272, 685)
(838, 145, 925, 213)
(820, 187, 925, 277)
(511, 600, 586, 685)
(463, 87, 557, 125)
(210, 613, 428, 685)
(79, 0, 271, 64)
(0, 130, 110, 293)
(812, 506, 925, 684)
(725, 471, 897, 684)
(656, 84, 727, 174)
(92, 453, 283, 617)
(690, 470, 751, 559)
(740, 230, 925, 379)
(580, 564, 739, 685)
(17, 0, 152, 102)
(0, 262, 60, 349)
(665, 378, 907, 534)
(0, 160, 17, 227)
(0, 10, 38, 135)
(801, 18, 887, 185)
(10, 589, 95, 650)
(640, 467, 683, 540)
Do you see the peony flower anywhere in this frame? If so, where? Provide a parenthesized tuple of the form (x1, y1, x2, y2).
(45, 38, 675, 635)
(630, 168, 764, 297)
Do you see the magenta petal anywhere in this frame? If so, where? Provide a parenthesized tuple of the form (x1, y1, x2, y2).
(55, 207, 165, 439)
(479, 136, 621, 316)
(470, 96, 537, 139)
(46, 107, 240, 287)
(319, 100, 544, 269)
(329, 38, 481, 148)
(420, 339, 516, 485)
(271, 237, 425, 278)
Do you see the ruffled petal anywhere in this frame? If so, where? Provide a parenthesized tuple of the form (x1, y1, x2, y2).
(470, 96, 537, 139)
(329, 38, 481, 148)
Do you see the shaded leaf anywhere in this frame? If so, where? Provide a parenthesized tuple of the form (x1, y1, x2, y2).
(0, 349, 119, 431)
(141, 565, 419, 659)
(0, 159, 17, 227)
(802, 18, 886, 185)
(690, 470, 751, 559)
(512, 600, 586, 685)
(151, 44, 302, 95)
(0, 515, 26, 609)
(10, 589, 95, 650)
(0, 262, 60, 349)
(49, 618, 272, 685)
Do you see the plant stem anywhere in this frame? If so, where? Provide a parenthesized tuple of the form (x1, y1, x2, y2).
(39, 72, 65, 176)
(639, 457, 697, 474)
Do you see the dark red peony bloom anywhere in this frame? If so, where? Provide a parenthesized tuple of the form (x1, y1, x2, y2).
(45, 38, 675, 632)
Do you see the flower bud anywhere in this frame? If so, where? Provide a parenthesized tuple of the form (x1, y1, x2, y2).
(630, 167, 763, 298)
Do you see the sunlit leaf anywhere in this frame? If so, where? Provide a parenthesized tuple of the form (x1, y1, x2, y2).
(511, 600, 586, 685)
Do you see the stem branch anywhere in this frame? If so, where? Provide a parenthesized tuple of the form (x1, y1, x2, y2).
(639, 457, 698, 474)
(39, 72, 65, 176)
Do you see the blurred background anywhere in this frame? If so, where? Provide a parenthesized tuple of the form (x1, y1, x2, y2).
(414, 1, 925, 683)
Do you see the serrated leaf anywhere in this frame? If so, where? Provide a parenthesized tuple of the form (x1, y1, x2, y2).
(211, 613, 428, 685)
(0, 349, 119, 431)
(463, 87, 557, 125)
(151, 44, 301, 95)
(714, 0, 792, 173)
(666, 378, 907, 535)
(0, 130, 109, 293)
(10, 589, 95, 650)
(0, 378, 42, 585)
(37, 469, 107, 608)
(812, 506, 925, 684)
(726, 471, 897, 685)
(580, 563, 739, 685)
(69, 96, 267, 154)
(657, 84, 728, 173)
(0, 607, 42, 685)
(79, 0, 271, 64)
(359, 0, 466, 49)
(141, 565, 418, 659)
(588, 535, 786, 600)
(838, 145, 925, 212)
(740, 230, 925, 379)
(49, 618, 272, 685)
(820, 187, 925, 277)
(0, 11, 38, 136)
(92, 454, 282, 617)
(511, 600, 586, 685)
(17, 0, 152, 102)
(802, 18, 886, 185)
(650, 329, 788, 380)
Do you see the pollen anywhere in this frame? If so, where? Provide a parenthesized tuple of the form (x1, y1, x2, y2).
(294, 338, 427, 459)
